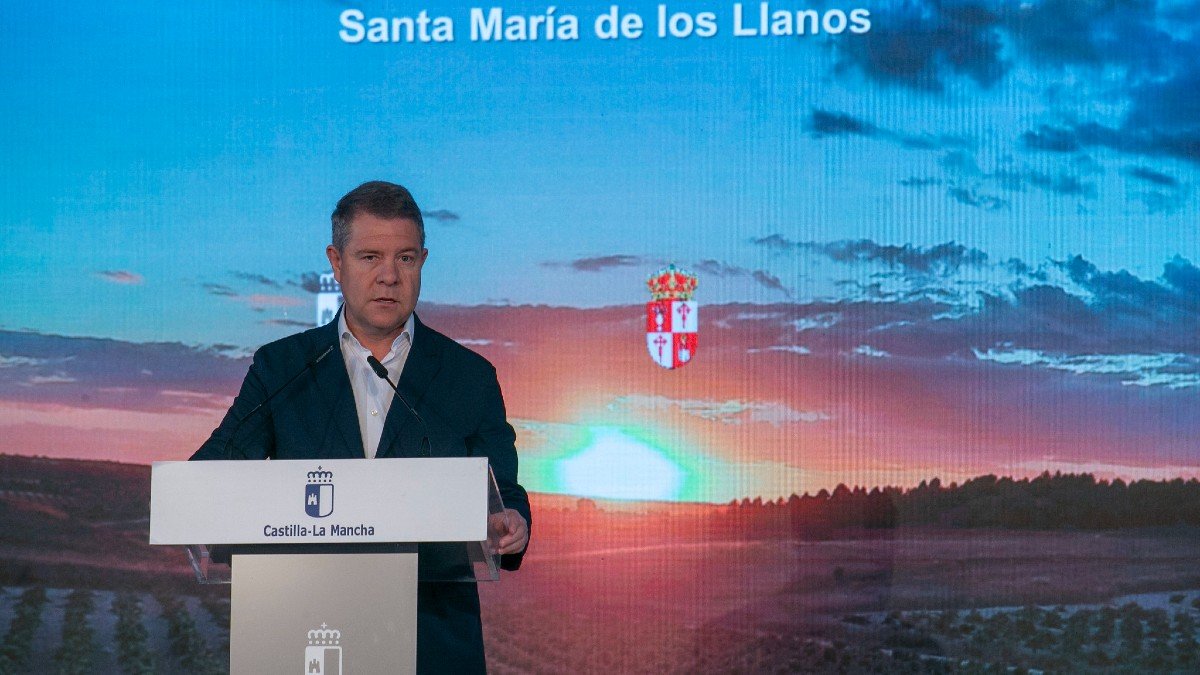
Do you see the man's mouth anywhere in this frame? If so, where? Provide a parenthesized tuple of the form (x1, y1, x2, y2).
(372, 298, 398, 304)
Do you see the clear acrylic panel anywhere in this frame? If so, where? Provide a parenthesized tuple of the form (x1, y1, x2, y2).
(187, 544, 231, 585)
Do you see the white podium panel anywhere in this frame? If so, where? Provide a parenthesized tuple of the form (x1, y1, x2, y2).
(150, 457, 488, 545)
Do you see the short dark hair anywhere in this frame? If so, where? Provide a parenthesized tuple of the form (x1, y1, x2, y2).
(331, 181, 425, 250)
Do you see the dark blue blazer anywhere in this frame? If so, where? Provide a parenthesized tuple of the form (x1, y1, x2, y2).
(191, 312, 529, 673)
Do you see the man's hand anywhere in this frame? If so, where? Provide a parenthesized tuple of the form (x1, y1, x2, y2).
(495, 508, 528, 556)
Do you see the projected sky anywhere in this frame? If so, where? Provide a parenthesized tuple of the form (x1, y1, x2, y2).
(2, 0, 1198, 501)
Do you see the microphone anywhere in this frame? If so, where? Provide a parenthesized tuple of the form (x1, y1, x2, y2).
(365, 354, 431, 457)
(222, 344, 335, 460)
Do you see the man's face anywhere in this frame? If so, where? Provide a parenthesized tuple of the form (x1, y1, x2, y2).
(326, 213, 427, 345)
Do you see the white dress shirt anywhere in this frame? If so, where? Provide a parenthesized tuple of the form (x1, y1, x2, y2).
(338, 311, 415, 458)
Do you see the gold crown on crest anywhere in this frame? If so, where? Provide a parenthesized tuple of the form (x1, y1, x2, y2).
(308, 623, 341, 645)
(647, 265, 698, 301)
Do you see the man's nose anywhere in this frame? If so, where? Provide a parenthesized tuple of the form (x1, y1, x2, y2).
(377, 260, 400, 284)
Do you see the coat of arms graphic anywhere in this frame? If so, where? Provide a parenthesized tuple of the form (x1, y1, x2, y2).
(305, 466, 334, 518)
(646, 265, 699, 369)
(305, 622, 342, 674)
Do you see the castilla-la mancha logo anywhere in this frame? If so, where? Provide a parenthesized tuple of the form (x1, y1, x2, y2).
(305, 466, 334, 518)
(646, 265, 699, 370)
(305, 622, 342, 674)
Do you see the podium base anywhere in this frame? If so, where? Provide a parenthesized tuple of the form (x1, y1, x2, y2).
(230, 550, 417, 675)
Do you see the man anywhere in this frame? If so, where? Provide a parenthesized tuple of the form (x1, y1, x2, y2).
(192, 181, 530, 673)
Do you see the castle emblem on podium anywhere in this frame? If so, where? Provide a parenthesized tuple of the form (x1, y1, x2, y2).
(646, 265, 699, 370)
(305, 622, 342, 674)
(305, 466, 334, 518)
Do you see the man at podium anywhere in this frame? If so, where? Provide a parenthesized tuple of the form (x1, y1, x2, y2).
(191, 181, 531, 673)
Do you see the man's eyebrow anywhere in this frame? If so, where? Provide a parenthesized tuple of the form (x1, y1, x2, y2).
(352, 246, 420, 256)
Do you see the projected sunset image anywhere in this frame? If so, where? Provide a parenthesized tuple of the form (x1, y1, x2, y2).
(4, 269, 1196, 502)
(3, 0, 1199, 672)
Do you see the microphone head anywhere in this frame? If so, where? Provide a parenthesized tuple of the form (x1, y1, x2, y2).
(365, 355, 389, 380)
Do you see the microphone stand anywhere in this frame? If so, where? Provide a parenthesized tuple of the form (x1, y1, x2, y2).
(365, 355, 431, 457)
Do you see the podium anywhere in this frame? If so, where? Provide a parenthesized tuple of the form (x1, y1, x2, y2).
(149, 457, 506, 675)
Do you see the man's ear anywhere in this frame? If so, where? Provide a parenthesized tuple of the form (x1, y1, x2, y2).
(326, 245, 343, 283)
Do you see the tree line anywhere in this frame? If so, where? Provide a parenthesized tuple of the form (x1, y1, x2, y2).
(719, 472, 1200, 534)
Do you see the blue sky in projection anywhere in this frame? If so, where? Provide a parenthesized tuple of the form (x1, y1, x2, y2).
(1, 0, 1198, 349)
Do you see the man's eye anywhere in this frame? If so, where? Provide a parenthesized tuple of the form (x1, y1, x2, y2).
(401, 255, 414, 264)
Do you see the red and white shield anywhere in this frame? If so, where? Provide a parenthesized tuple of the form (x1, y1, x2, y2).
(645, 265, 699, 370)
(646, 300, 698, 369)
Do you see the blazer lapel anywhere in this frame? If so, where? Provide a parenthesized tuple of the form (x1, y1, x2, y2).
(377, 314, 441, 458)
